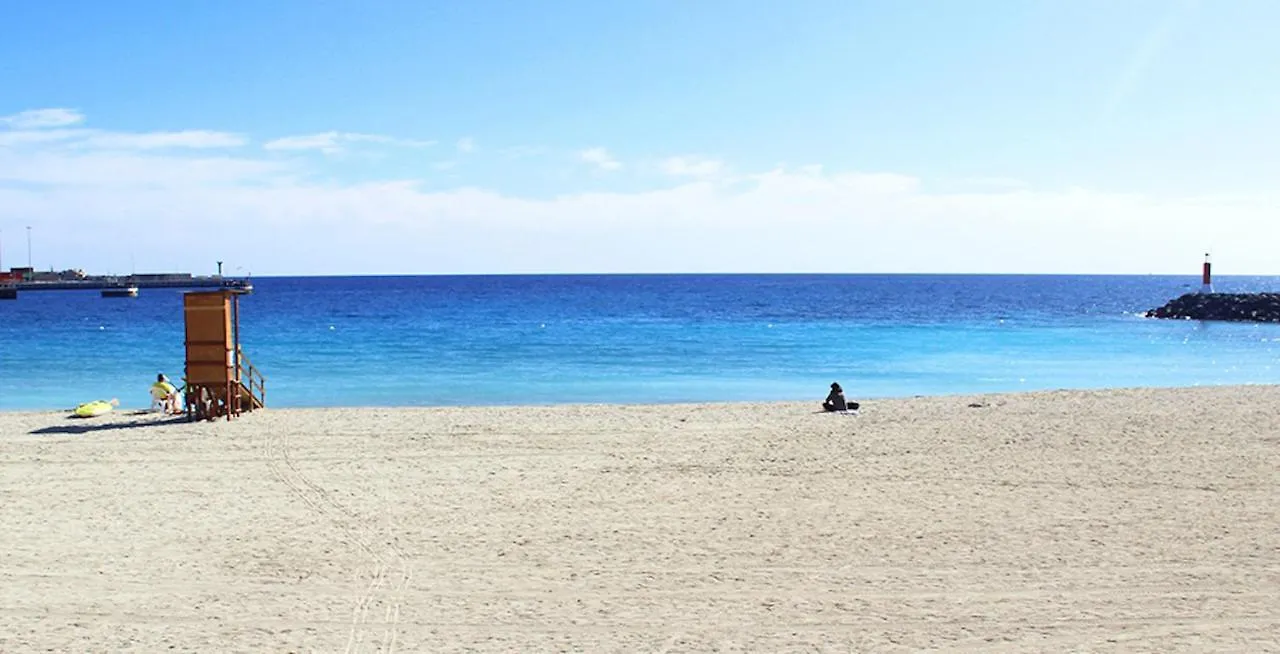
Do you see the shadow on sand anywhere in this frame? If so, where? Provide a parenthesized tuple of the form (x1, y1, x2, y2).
(30, 413, 190, 436)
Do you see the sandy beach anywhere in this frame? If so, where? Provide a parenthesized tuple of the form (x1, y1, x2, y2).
(0, 386, 1277, 653)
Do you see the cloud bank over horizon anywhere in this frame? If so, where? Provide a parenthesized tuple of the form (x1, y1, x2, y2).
(0, 107, 1275, 277)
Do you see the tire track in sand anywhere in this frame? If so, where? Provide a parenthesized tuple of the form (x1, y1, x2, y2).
(264, 426, 411, 653)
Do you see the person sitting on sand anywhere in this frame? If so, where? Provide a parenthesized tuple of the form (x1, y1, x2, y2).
(150, 373, 181, 414)
(822, 382, 860, 412)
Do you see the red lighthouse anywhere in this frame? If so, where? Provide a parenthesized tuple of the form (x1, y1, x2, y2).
(1200, 253, 1213, 294)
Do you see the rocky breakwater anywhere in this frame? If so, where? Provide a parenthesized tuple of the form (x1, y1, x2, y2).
(1146, 293, 1280, 322)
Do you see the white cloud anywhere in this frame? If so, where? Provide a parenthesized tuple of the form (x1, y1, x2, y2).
(0, 129, 90, 147)
(579, 147, 621, 171)
(264, 131, 434, 155)
(752, 167, 920, 194)
(80, 130, 247, 150)
(662, 156, 723, 177)
(0, 122, 243, 151)
(3, 110, 1277, 276)
(3, 147, 1276, 275)
(958, 176, 1030, 190)
(456, 137, 475, 153)
(0, 150, 286, 186)
(265, 132, 347, 154)
(0, 108, 85, 129)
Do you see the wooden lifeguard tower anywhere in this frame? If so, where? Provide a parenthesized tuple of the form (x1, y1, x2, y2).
(183, 289, 266, 420)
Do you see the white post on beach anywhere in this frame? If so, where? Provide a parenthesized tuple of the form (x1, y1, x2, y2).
(1200, 253, 1213, 294)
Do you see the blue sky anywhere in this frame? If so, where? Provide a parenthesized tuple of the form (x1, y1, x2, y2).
(1, 0, 1277, 275)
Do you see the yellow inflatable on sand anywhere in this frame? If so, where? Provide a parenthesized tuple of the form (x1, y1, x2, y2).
(73, 399, 118, 418)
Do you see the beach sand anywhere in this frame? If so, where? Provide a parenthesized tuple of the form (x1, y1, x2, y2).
(0, 386, 1277, 653)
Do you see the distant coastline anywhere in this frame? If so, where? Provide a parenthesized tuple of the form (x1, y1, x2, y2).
(1, 266, 251, 295)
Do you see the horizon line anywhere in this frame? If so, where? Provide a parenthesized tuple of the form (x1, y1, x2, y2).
(207, 271, 1280, 278)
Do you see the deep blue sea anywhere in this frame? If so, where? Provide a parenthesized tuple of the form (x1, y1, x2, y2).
(3, 274, 1280, 411)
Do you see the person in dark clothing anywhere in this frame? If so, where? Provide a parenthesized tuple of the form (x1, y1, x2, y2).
(822, 382, 859, 412)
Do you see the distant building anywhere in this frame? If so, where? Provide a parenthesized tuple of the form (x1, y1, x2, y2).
(131, 273, 194, 282)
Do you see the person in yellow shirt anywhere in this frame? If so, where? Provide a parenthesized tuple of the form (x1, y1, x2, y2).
(150, 373, 181, 414)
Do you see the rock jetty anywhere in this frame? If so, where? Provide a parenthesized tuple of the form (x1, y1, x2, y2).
(1146, 293, 1280, 323)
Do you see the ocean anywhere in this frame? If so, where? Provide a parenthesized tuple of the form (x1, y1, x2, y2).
(3, 274, 1280, 411)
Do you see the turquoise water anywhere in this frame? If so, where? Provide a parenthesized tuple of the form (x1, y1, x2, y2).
(3, 274, 1280, 410)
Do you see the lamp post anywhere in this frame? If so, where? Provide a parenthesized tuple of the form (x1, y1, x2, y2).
(26, 226, 32, 268)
